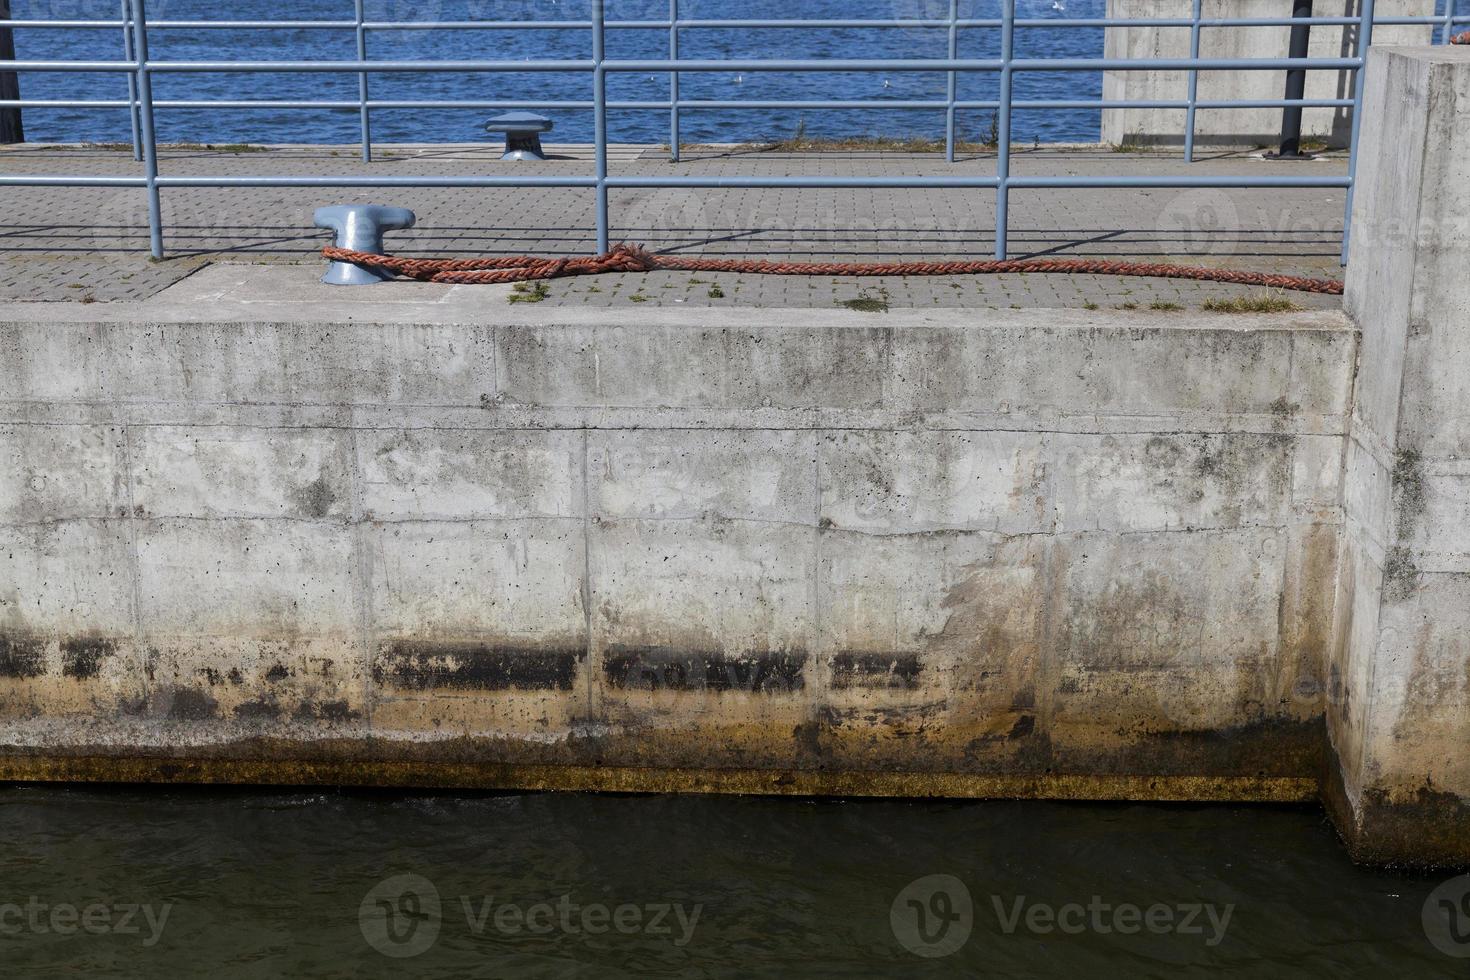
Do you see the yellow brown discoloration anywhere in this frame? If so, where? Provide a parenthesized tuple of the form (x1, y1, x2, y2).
(144, 636, 367, 726)
(0, 633, 143, 719)
(0, 749, 1319, 804)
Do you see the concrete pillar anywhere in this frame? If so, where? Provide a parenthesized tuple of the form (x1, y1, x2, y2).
(1331, 45, 1470, 866)
(1102, 0, 1437, 149)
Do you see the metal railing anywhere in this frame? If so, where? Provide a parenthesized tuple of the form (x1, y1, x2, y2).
(1, 0, 1467, 264)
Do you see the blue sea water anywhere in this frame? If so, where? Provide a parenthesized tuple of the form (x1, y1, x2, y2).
(11, 0, 1118, 145)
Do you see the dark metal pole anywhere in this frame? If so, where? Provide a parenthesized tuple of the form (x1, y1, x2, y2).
(0, 0, 22, 144)
(1273, 0, 1313, 158)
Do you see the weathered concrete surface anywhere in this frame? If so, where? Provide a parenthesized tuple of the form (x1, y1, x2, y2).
(1331, 46, 1470, 866)
(0, 265, 1354, 806)
(1103, 0, 1436, 148)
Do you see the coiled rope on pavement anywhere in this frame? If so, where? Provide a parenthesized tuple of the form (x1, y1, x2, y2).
(323, 243, 1346, 295)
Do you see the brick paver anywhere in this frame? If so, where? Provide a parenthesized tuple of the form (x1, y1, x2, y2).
(0, 143, 1348, 309)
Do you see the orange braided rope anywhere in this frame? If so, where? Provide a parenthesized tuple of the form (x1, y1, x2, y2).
(323, 243, 1345, 294)
(1454, 30, 1470, 43)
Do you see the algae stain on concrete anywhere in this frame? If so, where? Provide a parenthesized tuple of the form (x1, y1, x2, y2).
(165, 688, 219, 721)
(61, 637, 116, 680)
(603, 647, 806, 694)
(374, 640, 583, 692)
(291, 475, 338, 519)
(1381, 546, 1420, 604)
(1390, 447, 1426, 541)
(0, 635, 46, 679)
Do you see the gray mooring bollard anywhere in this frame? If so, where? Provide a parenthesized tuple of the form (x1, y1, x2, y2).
(484, 111, 553, 161)
(313, 204, 417, 285)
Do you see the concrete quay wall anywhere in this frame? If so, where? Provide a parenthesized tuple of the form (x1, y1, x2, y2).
(0, 301, 1355, 804)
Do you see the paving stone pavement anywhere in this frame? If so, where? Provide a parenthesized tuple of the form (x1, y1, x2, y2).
(0, 143, 1349, 309)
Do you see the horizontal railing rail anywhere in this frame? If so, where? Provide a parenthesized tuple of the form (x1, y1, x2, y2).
(0, 0, 1465, 264)
(8, 14, 1463, 29)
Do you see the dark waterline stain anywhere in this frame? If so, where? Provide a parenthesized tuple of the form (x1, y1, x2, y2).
(61, 637, 117, 680)
(374, 641, 582, 692)
(166, 688, 219, 721)
(0, 636, 46, 679)
(603, 647, 806, 693)
(831, 651, 922, 690)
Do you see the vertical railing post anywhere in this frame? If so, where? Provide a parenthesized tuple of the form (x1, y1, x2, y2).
(994, 0, 1014, 259)
(1274, 0, 1315, 158)
(1443, 0, 1457, 43)
(1341, 0, 1375, 265)
(355, 0, 371, 162)
(129, 0, 162, 258)
(120, 0, 141, 160)
(0, 0, 22, 145)
(945, 0, 958, 163)
(1184, 0, 1202, 162)
(669, 0, 680, 162)
(593, 0, 609, 253)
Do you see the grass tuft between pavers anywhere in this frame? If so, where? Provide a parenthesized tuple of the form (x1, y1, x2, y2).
(1202, 292, 1304, 314)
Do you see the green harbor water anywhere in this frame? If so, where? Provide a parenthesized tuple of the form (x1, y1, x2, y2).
(1, 786, 1465, 977)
